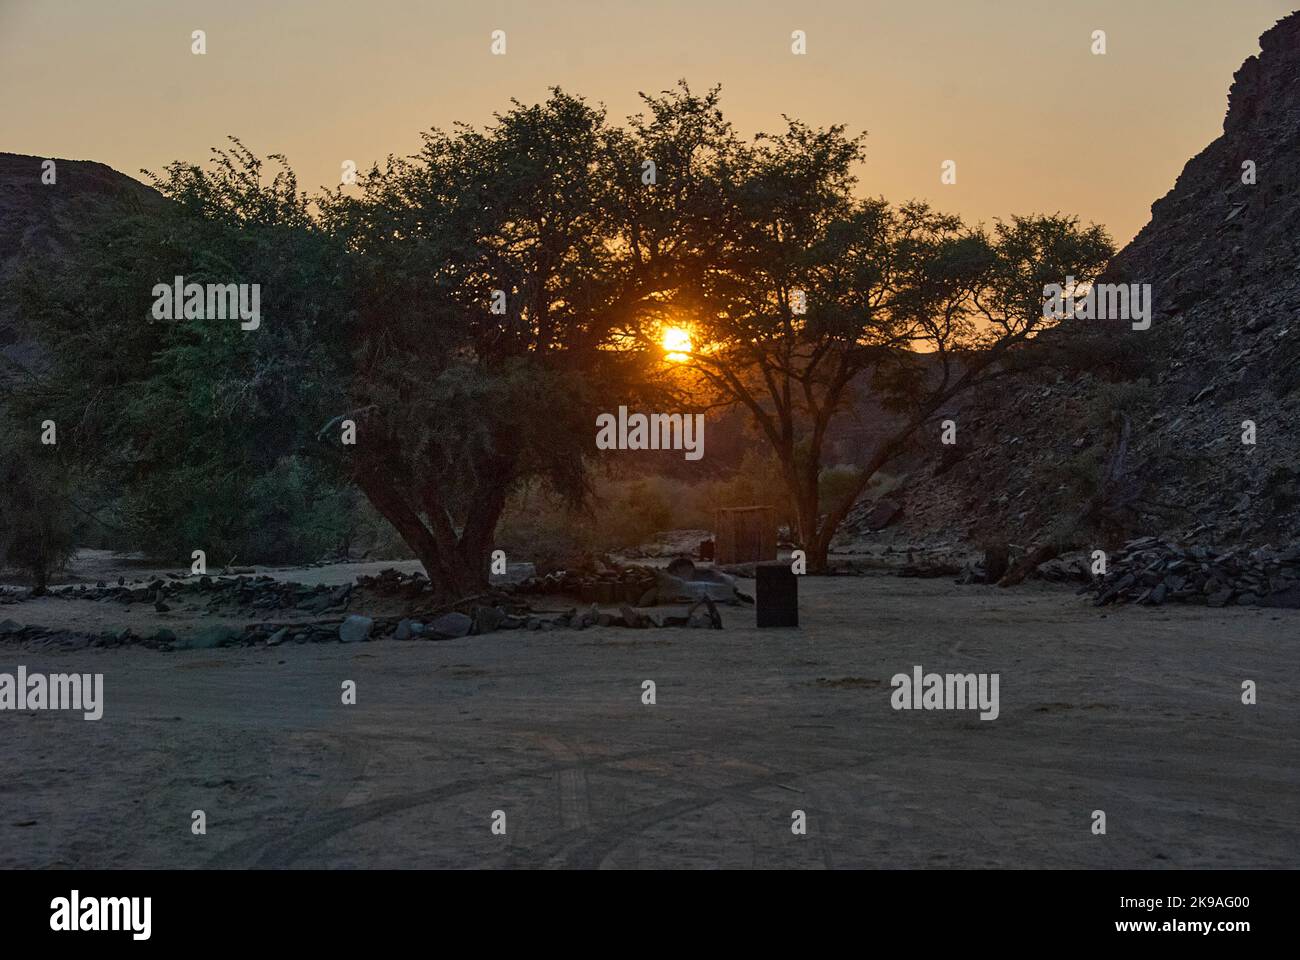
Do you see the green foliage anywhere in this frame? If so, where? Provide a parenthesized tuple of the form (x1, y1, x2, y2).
(110, 454, 353, 564)
(1083, 378, 1157, 426)
(19, 140, 351, 563)
(818, 464, 866, 515)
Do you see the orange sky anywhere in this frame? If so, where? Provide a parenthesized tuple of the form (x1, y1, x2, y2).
(2, 0, 1293, 246)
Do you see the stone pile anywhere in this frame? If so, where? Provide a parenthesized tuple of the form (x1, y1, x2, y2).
(23, 559, 748, 613)
(516, 559, 748, 606)
(1085, 537, 1300, 607)
(0, 619, 181, 651)
(516, 597, 723, 631)
(43, 574, 357, 614)
(32, 567, 489, 615)
(514, 565, 659, 604)
(0, 560, 731, 653)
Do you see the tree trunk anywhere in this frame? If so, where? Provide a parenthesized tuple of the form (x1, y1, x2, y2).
(354, 469, 490, 600)
(796, 493, 822, 568)
(780, 453, 831, 573)
(456, 482, 510, 589)
(805, 533, 832, 575)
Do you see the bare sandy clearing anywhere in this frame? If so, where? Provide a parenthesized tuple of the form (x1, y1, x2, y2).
(1, 575, 1295, 869)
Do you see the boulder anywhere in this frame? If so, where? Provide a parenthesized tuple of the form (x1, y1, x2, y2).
(427, 612, 472, 640)
(472, 605, 507, 634)
(338, 615, 373, 643)
(186, 625, 241, 649)
(666, 557, 697, 580)
(298, 594, 335, 614)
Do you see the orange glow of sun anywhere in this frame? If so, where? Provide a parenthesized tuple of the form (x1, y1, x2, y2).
(662, 326, 692, 362)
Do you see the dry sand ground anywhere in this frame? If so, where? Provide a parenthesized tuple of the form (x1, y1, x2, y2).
(1, 563, 1296, 869)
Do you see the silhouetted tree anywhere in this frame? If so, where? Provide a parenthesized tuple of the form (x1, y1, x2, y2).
(318, 90, 673, 595)
(18, 85, 1115, 593)
(632, 100, 1115, 569)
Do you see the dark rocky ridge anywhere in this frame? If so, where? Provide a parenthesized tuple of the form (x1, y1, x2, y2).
(859, 11, 1300, 555)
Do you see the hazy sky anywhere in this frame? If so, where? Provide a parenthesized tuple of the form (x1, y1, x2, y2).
(2, 0, 1294, 245)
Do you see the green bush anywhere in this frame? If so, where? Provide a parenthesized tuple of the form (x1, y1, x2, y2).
(818, 464, 866, 515)
(112, 455, 356, 566)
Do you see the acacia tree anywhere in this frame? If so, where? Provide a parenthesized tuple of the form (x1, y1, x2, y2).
(637, 109, 1114, 570)
(319, 89, 694, 595)
(22, 90, 729, 598)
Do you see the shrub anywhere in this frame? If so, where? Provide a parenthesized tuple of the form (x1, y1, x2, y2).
(495, 447, 806, 568)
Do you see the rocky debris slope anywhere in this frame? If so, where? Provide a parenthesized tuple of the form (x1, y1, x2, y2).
(1085, 537, 1300, 608)
(853, 12, 1300, 556)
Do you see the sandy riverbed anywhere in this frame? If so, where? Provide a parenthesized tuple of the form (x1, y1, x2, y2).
(0, 565, 1296, 869)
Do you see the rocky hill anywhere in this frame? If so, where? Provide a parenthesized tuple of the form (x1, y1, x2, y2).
(0, 152, 160, 376)
(850, 11, 1300, 557)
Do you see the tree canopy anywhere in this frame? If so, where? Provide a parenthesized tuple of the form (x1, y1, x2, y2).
(10, 84, 1114, 591)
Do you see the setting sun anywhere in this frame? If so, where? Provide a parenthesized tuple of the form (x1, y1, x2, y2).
(662, 325, 692, 362)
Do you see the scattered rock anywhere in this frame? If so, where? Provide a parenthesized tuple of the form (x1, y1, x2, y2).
(426, 612, 472, 640)
(1085, 537, 1300, 607)
(338, 615, 374, 643)
(186, 625, 242, 649)
(472, 605, 507, 634)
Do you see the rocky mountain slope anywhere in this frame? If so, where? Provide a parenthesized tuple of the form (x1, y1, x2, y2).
(853, 11, 1300, 556)
(0, 152, 160, 376)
